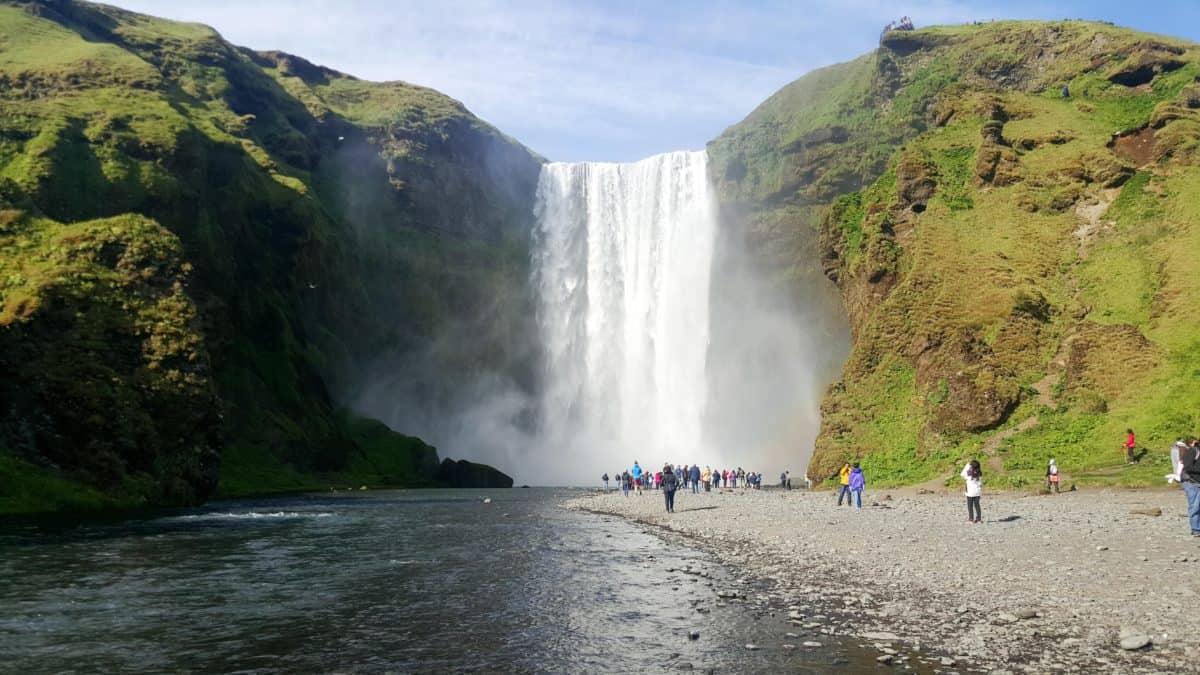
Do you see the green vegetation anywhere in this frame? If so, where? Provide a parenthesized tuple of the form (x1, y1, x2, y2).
(0, 0, 529, 514)
(713, 19, 1200, 488)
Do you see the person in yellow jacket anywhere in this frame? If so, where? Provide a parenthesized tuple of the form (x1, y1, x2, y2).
(836, 462, 852, 506)
(701, 466, 712, 492)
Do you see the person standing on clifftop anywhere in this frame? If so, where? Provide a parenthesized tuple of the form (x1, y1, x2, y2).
(690, 464, 701, 493)
(631, 461, 643, 495)
(1183, 439, 1200, 537)
(702, 466, 712, 492)
(602, 473, 609, 491)
(962, 460, 983, 524)
(1124, 429, 1138, 464)
(661, 463, 678, 513)
(848, 463, 866, 508)
(1045, 459, 1059, 493)
(621, 471, 631, 497)
(836, 463, 852, 506)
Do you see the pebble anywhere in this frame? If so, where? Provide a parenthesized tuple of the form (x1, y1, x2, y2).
(688, 631, 700, 641)
(1119, 635, 1152, 651)
(877, 654, 894, 663)
(744, 644, 759, 650)
(572, 486, 1193, 672)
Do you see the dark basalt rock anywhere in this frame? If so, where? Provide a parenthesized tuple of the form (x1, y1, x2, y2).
(434, 459, 514, 489)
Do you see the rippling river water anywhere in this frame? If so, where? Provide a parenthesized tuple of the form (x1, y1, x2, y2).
(0, 488, 891, 672)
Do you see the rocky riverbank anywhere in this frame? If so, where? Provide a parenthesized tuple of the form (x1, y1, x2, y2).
(565, 486, 1197, 673)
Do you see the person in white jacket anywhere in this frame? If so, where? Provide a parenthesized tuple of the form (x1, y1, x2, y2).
(1168, 439, 1187, 484)
(962, 460, 983, 524)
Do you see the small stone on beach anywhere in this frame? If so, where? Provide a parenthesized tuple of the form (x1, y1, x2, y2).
(1119, 635, 1152, 651)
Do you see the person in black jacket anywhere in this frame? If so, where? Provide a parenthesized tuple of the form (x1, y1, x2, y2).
(1182, 438, 1200, 536)
(661, 463, 679, 513)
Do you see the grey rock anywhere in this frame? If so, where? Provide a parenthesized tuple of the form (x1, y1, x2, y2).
(688, 631, 700, 640)
(863, 631, 901, 641)
(877, 654, 894, 663)
(1119, 635, 1151, 650)
(802, 641, 823, 648)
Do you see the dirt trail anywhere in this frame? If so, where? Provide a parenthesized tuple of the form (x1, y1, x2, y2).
(1074, 187, 1120, 258)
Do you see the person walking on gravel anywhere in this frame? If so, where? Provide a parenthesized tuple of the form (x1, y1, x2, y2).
(661, 463, 678, 513)
(1183, 438, 1200, 536)
(836, 462, 852, 506)
(962, 460, 983, 523)
(848, 463, 866, 508)
(1045, 459, 1060, 493)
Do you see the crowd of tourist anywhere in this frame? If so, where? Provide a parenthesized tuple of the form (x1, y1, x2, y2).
(599, 427, 1200, 532)
(601, 463, 770, 511)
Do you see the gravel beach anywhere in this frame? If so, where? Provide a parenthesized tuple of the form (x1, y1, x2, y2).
(565, 485, 1198, 673)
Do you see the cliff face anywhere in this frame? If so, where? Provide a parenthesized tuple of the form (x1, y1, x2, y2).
(0, 0, 529, 512)
(712, 21, 1200, 487)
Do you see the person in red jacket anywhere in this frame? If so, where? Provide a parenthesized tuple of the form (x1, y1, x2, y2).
(1124, 428, 1137, 464)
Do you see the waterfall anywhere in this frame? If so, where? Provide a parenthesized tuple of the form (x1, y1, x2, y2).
(533, 151, 717, 466)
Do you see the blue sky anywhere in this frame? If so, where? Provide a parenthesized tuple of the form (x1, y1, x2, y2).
(108, 1, 1200, 162)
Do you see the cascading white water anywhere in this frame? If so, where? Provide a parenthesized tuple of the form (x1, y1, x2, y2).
(534, 151, 717, 466)
(532, 149, 848, 484)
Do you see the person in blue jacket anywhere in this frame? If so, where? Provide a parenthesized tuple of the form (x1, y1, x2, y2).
(848, 463, 866, 509)
(689, 464, 701, 493)
(630, 461, 643, 496)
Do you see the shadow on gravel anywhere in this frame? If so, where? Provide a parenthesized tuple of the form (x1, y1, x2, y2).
(995, 515, 1021, 522)
(680, 506, 719, 512)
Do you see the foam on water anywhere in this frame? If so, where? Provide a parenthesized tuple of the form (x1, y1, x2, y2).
(168, 511, 334, 521)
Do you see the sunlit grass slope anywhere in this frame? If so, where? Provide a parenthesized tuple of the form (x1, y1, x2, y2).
(0, 0, 533, 512)
(711, 20, 1200, 488)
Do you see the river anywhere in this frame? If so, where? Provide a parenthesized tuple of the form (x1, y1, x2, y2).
(0, 488, 892, 673)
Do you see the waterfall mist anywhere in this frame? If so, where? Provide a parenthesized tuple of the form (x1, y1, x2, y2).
(348, 148, 847, 486)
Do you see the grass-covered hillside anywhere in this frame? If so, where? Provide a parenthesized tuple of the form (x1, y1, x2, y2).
(0, 0, 527, 513)
(711, 20, 1200, 488)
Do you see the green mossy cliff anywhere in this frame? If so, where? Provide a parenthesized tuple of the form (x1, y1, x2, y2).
(0, 0, 522, 514)
(711, 21, 1200, 488)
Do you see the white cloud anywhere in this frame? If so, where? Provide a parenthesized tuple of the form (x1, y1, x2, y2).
(103, 0, 1030, 161)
